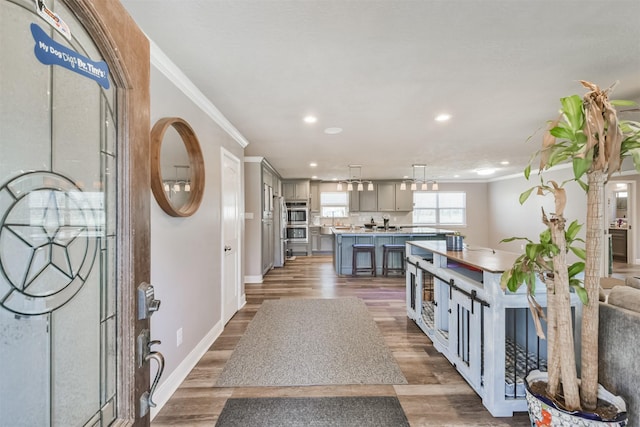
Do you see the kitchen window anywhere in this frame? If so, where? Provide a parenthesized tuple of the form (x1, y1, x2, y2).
(320, 191, 349, 218)
(412, 191, 466, 225)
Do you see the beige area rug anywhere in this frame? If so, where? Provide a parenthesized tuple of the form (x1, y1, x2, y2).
(214, 297, 407, 387)
(600, 277, 625, 289)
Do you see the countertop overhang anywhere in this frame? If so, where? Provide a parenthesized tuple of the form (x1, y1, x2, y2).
(407, 240, 520, 273)
(331, 226, 452, 235)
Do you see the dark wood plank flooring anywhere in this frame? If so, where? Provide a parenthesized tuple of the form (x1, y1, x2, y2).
(152, 255, 530, 426)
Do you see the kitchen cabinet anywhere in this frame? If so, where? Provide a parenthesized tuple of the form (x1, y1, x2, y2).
(310, 226, 334, 253)
(377, 182, 395, 211)
(310, 226, 320, 252)
(349, 190, 360, 212)
(319, 234, 334, 252)
(355, 181, 413, 212)
(244, 157, 281, 281)
(348, 181, 413, 212)
(283, 179, 310, 201)
(310, 181, 320, 212)
(359, 186, 378, 211)
(395, 183, 414, 211)
(262, 219, 274, 273)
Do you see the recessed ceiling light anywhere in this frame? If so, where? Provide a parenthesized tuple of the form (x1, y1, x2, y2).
(309, 162, 317, 167)
(476, 168, 496, 176)
(435, 113, 451, 122)
(500, 161, 510, 165)
(454, 175, 460, 178)
(324, 127, 343, 134)
(311, 175, 318, 179)
(304, 115, 317, 124)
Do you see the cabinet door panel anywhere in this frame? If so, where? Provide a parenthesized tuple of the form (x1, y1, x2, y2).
(395, 183, 414, 211)
(377, 183, 395, 211)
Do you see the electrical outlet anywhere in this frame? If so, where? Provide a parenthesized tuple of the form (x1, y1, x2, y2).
(176, 328, 183, 347)
(520, 244, 525, 250)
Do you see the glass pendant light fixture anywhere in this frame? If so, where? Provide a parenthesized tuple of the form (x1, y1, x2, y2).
(336, 165, 373, 192)
(400, 164, 439, 191)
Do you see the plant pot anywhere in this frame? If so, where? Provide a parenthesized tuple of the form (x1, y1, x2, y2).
(525, 370, 627, 427)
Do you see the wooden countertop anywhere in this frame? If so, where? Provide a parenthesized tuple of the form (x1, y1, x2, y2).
(408, 240, 520, 273)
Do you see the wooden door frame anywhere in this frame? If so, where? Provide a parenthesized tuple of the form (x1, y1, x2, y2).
(65, 1, 150, 425)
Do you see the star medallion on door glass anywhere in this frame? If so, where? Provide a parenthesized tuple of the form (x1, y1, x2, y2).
(0, 172, 98, 315)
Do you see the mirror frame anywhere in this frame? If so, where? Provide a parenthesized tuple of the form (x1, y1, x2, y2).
(150, 117, 205, 217)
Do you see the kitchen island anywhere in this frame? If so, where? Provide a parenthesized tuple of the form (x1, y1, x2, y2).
(332, 227, 450, 276)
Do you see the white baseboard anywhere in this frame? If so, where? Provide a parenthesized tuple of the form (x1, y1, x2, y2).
(244, 275, 263, 283)
(150, 320, 224, 420)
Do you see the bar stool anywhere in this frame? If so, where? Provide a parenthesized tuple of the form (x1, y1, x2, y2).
(352, 244, 376, 276)
(382, 244, 405, 276)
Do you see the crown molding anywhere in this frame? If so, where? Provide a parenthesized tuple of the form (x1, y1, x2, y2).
(149, 39, 249, 148)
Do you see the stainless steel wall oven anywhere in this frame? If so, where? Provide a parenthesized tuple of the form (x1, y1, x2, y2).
(286, 201, 308, 224)
(286, 225, 308, 242)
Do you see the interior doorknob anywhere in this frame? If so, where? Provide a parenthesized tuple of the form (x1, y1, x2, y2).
(224, 245, 232, 252)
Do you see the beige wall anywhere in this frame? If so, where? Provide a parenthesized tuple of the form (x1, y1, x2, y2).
(149, 57, 245, 411)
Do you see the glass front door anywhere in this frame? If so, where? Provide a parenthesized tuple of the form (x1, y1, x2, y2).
(1, 1, 119, 424)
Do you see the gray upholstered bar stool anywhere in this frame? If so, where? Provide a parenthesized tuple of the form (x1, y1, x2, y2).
(352, 243, 376, 276)
(382, 244, 406, 276)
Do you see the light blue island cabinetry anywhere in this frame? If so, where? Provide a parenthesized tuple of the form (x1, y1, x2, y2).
(332, 227, 449, 276)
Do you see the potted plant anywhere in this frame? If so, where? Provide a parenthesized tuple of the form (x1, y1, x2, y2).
(501, 81, 640, 425)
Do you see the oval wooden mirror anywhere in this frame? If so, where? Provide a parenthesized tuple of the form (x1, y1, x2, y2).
(150, 117, 205, 217)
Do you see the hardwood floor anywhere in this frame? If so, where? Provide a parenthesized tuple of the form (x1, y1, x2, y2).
(152, 256, 530, 426)
(611, 261, 640, 280)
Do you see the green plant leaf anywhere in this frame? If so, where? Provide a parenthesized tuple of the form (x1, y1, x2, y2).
(575, 131, 588, 144)
(500, 236, 531, 244)
(610, 99, 638, 107)
(568, 261, 585, 277)
(561, 95, 584, 132)
(571, 284, 589, 305)
(550, 125, 575, 141)
(540, 229, 551, 244)
(566, 220, 583, 241)
(576, 179, 589, 193)
(519, 187, 535, 205)
(572, 157, 591, 180)
(569, 245, 586, 260)
(525, 243, 539, 260)
(524, 164, 531, 180)
(529, 271, 537, 295)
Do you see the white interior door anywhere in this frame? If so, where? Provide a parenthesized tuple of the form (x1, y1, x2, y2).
(221, 149, 242, 324)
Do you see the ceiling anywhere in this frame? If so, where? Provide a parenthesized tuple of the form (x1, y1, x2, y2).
(120, 0, 640, 182)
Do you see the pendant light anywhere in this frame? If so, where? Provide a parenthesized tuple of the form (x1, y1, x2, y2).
(336, 165, 373, 192)
(400, 164, 439, 191)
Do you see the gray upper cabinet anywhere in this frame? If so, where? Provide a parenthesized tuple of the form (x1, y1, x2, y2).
(395, 183, 414, 211)
(310, 181, 320, 212)
(349, 189, 360, 212)
(359, 186, 378, 211)
(349, 183, 378, 212)
(283, 179, 310, 201)
(376, 182, 395, 211)
(347, 181, 413, 212)
(376, 182, 414, 212)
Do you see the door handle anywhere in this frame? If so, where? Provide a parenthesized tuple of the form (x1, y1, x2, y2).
(145, 348, 165, 408)
(224, 245, 232, 252)
(138, 334, 165, 417)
